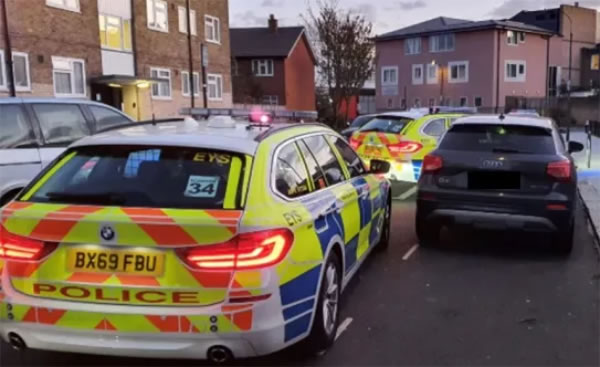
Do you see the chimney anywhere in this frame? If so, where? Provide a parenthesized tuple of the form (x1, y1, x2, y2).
(268, 14, 278, 33)
(575, 1, 579, 7)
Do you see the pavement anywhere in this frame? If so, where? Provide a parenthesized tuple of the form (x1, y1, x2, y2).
(3, 191, 599, 366)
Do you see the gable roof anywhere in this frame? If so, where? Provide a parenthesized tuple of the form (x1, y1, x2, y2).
(376, 16, 555, 42)
(230, 26, 309, 59)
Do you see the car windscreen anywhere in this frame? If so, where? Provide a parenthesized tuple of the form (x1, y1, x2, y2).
(359, 117, 413, 134)
(27, 145, 246, 209)
(439, 124, 556, 155)
(350, 115, 374, 128)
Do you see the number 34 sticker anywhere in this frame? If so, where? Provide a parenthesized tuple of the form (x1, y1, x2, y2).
(184, 176, 220, 198)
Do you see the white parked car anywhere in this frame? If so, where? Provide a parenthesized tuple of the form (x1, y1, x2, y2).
(0, 98, 134, 206)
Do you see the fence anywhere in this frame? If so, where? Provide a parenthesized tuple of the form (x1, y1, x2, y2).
(506, 96, 600, 126)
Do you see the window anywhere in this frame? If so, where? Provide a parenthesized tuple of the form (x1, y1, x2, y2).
(426, 64, 438, 84)
(422, 118, 447, 138)
(262, 95, 279, 105)
(150, 67, 171, 99)
(474, 97, 483, 107)
(207, 74, 223, 101)
(205, 15, 221, 44)
(412, 64, 424, 85)
(46, 0, 79, 12)
(252, 59, 274, 77)
(52, 57, 86, 97)
(297, 140, 327, 190)
(507, 31, 524, 45)
(99, 15, 132, 51)
(274, 143, 311, 198)
(519, 32, 526, 43)
(0, 50, 5, 90)
(181, 71, 200, 97)
(405, 38, 421, 55)
(360, 116, 413, 134)
(459, 97, 468, 107)
(430, 34, 455, 52)
(414, 98, 421, 107)
(178, 6, 197, 35)
(89, 106, 131, 131)
(29, 146, 245, 210)
(382, 66, 398, 85)
(592, 55, 600, 71)
(147, 0, 168, 32)
(448, 61, 469, 83)
(0, 104, 36, 149)
(329, 136, 366, 178)
(13, 52, 31, 91)
(429, 98, 436, 107)
(505, 60, 526, 82)
(302, 136, 345, 187)
(32, 104, 90, 145)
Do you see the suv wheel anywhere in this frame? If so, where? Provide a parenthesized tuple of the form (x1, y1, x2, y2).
(378, 194, 392, 251)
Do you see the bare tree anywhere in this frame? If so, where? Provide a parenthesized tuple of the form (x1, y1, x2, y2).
(305, 0, 375, 129)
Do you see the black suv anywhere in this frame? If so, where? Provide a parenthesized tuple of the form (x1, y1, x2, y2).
(416, 115, 584, 254)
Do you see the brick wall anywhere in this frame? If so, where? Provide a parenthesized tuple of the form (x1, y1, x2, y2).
(232, 58, 286, 105)
(0, 0, 101, 97)
(284, 34, 316, 111)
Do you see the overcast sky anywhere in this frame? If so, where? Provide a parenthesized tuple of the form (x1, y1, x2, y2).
(229, 0, 600, 35)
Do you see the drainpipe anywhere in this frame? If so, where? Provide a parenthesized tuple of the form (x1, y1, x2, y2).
(495, 30, 501, 113)
(130, 0, 138, 76)
(1, 0, 16, 97)
(545, 35, 550, 112)
(186, 0, 195, 108)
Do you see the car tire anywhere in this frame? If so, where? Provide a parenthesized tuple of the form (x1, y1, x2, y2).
(377, 194, 392, 251)
(555, 223, 574, 256)
(416, 210, 438, 248)
(306, 252, 341, 354)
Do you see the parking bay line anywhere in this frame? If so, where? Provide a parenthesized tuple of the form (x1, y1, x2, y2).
(335, 317, 353, 341)
(394, 186, 418, 200)
(402, 244, 419, 261)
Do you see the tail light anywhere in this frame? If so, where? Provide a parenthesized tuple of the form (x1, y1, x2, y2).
(349, 137, 360, 150)
(388, 141, 423, 154)
(422, 154, 443, 173)
(177, 229, 294, 271)
(0, 225, 57, 261)
(547, 160, 572, 181)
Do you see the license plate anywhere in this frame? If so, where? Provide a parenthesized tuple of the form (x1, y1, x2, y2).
(66, 247, 165, 276)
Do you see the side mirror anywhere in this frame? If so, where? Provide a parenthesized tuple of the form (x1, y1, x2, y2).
(369, 159, 391, 174)
(346, 121, 351, 127)
(568, 141, 584, 153)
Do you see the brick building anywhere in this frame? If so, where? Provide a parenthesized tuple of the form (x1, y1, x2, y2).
(0, 0, 232, 120)
(230, 15, 316, 112)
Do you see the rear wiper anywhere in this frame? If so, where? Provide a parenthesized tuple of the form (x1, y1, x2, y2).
(45, 192, 126, 205)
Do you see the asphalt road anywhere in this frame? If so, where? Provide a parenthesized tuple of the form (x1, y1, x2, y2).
(2, 187, 600, 366)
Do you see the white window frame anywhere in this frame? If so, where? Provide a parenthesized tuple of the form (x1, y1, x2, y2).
(252, 59, 274, 77)
(178, 6, 197, 36)
(0, 50, 6, 91)
(518, 32, 526, 43)
(12, 52, 31, 92)
(52, 56, 86, 98)
(207, 73, 223, 101)
(426, 64, 438, 84)
(404, 38, 421, 55)
(150, 67, 172, 100)
(474, 96, 483, 107)
(205, 15, 221, 44)
(448, 61, 469, 84)
(381, 66, 398, 86)
(46, 0, 80, 12)
(181, 71, 200, 97)
(430, 34, 455, 53)
(505, 60, 526, 82)
(147, 0, 169, 33)
(262, 95, 279, 105)
(507, 30, 519, 45)
(99, 15, 132, 52)
(412, 64, 424, 85)
(414, 98, 421, 108)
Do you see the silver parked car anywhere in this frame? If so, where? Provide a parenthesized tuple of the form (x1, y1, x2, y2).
(0, 98, 134, 206)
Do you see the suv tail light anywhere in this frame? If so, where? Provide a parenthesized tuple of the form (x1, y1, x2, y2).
(0, 225, 57, 261)
(422, 154, 443, 173)
(547, 160, 572, 181)
(177, 229, 294, 271)
(349, 137, 360, 150)
(388, 141, 423, 154)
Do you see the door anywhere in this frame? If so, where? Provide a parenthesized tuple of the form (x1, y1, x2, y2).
(0, 104, 42, 201)
(92, 84, 124, 111)
(30, 103, 91, 168)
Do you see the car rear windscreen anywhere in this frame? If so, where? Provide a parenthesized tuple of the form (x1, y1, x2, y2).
(439, 124, 556, 155)
(28, 146, 245, 209)
(359, 117, 413, 134)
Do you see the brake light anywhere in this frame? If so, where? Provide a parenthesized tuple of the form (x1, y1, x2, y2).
(177, 229, 294, 270)
(388, 141, 423, 154)
(349, 137, 360, 150)
(422, 154, 443, 173)
(547, 160, 572, 181)
(0, 225, 57, 261)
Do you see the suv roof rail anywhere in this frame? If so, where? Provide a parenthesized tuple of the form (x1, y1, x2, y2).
(95, 117, 188, 134)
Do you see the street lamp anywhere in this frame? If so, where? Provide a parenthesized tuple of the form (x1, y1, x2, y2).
(563, 10, 574, 142)
(432, 60, 444, 106)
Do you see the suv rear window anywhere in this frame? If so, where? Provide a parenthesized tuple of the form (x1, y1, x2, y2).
(359, 117, 413, 134)
(27, 146, 245, 209)
(440, 124, 556, 155)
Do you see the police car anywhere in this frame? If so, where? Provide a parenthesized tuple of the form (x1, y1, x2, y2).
(0, 116, 392, 362)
